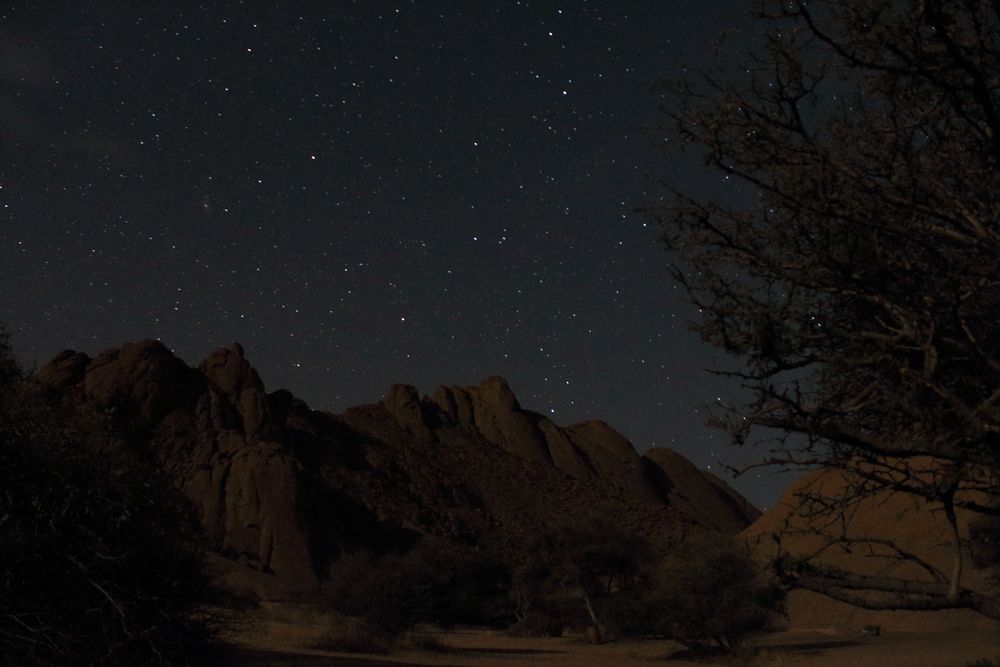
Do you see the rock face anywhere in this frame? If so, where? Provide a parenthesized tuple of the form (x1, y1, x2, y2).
(197, 343, 276, 440)
(34, 341, 761, 597)
(387, 377, 760, 530)
(743, 466, 1000, 632)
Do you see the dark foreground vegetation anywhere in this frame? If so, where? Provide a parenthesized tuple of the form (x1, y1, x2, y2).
(0, 327, 223, 666)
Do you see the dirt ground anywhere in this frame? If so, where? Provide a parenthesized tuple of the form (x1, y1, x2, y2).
(226, 622, 1000, 667)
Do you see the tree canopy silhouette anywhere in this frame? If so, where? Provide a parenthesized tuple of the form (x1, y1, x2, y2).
(649, 0, 1000, 619)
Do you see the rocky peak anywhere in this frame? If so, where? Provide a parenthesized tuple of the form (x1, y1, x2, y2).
(32, 339, 765, 600)
(33, 340, 317, 593)
(382, 383, 434, 443)
(198, 343, 274, 440)
(426, 376, 550, 464)
(198, 343, 259, 395)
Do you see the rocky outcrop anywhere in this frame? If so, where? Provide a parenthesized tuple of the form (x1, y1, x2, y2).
(198, 343, 276, 441)
(378, 379, 656, 503)
(34, 338, 998, 636)
(82, 339, 191, 423)
(211, 443, 312, 583)
(34, 341, 318, 593)
(563, 420, 660, 503)
(382, 378, 753, 520)
(34, 340, 761, 599)
(431, 377, 551, 464)
(382, 384, 434, 443)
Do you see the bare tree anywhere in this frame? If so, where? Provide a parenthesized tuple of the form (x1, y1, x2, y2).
(648, 0, 1000, 619)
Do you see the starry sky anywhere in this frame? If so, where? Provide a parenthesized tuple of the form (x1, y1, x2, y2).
(0, 1, 796, 508)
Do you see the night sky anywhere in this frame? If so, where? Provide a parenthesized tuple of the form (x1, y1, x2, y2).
(0, 2, 794, 508)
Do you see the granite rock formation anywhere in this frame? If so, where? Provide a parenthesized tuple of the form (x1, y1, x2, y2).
(34, 340, 760, 597)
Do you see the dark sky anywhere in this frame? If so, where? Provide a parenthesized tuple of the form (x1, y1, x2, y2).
(0, 1, 796, 508)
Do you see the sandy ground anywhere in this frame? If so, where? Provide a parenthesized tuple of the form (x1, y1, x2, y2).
(226, 622, 1000, 667)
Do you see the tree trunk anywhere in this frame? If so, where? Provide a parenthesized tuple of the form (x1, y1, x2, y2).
(582, 593, 606, 641)
(943, 493, 963, 602)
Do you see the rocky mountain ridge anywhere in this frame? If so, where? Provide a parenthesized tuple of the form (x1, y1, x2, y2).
(33, 339, 760, 597)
